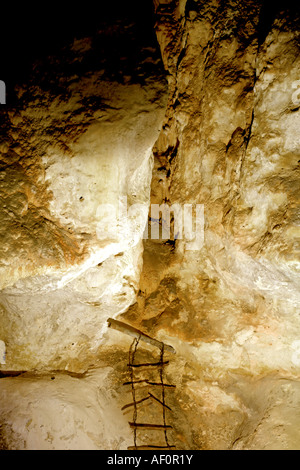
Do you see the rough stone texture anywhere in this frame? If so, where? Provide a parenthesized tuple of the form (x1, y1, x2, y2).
(0, 8, 168, 371)
(122, 0, 300, 450)
(0, 367, 132, 450)
(0, 0, 300, 451)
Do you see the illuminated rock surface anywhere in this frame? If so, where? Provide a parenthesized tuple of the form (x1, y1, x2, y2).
(0, 0, 299, 450)
(0, 5, 168, 372)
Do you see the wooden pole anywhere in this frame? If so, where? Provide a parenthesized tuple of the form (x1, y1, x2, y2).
(121, 396, 151, 411)
(123, 380, 176, 388)
(127, 361, 169, 368)
(107, 318, 176, 354)
(148, 392, 172, 411)
(129, 422, 173, 431)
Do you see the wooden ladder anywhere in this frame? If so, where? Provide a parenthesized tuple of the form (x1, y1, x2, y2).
(107, 318, 176, 450)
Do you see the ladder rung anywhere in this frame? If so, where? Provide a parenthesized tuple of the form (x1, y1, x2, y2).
(127, 361, 169, 368)
(148, 382, 176, 388)
(129, 422, 173, 430)
(148, 392, 172, 411)
(121, 396, 151, 411)
(123, 380, 149, 386)
(123, 380, 176, 388)
(122, 394, 172, 412)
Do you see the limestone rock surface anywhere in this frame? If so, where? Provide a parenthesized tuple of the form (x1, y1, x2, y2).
(122, 0, 300, 450)
(0, 368, 132, 450)
(0, 7, 168, 371)
(0, 0, 300, 451)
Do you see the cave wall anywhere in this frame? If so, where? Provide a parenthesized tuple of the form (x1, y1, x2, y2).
(122, 0, 300, 450)
(0, 0, 299, 451)
(0, 7, 168, 372)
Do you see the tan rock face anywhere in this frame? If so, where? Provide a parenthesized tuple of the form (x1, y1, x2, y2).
(122, 0, 300, 450)
(0, 368, 132, 450)
(0, 0, 299, 451)
(0, 8, 168, 371)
